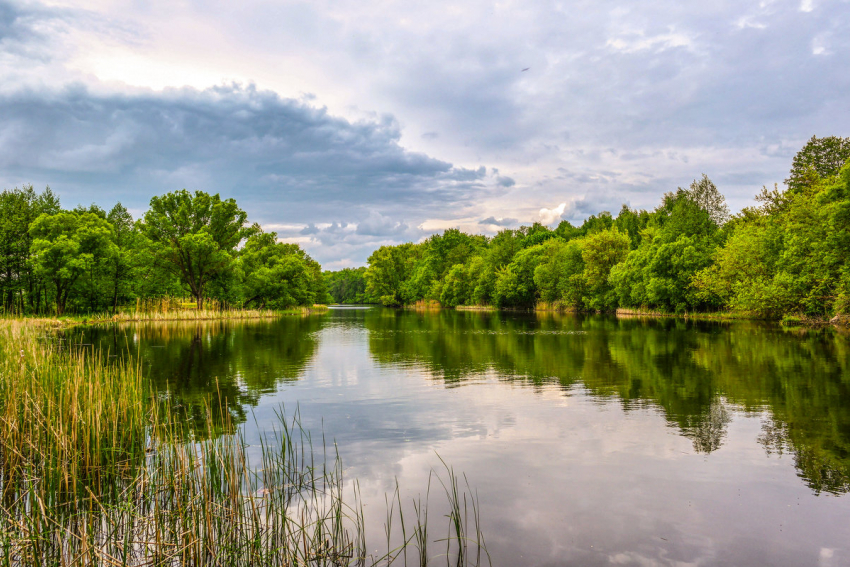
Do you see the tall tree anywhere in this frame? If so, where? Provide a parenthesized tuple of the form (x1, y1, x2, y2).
(786, 135, 850, 193)
(0, 185, 60, 313)
(685, 174, 729, 225)
(365, 243, 421, 306)
(29, 211, 116, 315)
(141, 190, 252, 308)
(580, 228, 630, 310)
(106, 203, 136, 314)
(238, 231, 327, 308)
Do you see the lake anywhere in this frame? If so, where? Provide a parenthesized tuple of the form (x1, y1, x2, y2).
(85, 307, 850, 566)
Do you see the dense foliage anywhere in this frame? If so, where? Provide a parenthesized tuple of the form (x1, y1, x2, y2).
(323, 267, 378, 304)
(342, 137, 850, 319)
(0, 188, 329, 314)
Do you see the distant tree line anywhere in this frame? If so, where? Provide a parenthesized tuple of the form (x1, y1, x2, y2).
(0, 189, 329, 315)
(323, 267, 377, 304)
(330, 135, 850, 319)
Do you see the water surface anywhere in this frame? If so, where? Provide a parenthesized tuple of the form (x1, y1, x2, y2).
(86, 308, 850, 566)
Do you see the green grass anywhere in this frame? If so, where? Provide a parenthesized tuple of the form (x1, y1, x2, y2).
(0, 320, 489, 566)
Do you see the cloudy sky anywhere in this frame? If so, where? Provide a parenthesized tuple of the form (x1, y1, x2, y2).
(1, 0, 848, 267)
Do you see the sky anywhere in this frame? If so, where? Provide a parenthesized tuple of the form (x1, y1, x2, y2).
(0, 0, 848, 268)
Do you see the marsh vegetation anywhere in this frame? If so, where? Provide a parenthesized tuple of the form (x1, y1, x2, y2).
(0, 320, 489, 566)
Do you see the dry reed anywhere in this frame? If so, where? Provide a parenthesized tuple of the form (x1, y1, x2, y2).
(0, 321, 488, 566)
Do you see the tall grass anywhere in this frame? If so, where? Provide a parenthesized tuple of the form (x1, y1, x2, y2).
(0, 321, 489, 566)
(406, 300, 441, 311)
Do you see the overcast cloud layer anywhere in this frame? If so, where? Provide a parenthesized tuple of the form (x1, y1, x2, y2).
(1, 0, 848, 267)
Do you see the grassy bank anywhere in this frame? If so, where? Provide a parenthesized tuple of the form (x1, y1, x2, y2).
(455, 305, 497, 312)
(0, 320, 488, 566)
(405, 300, 442, 311)
(1, 301, 330, 329)
(614, 307, 759, 321)
(534, 301, 580, 313)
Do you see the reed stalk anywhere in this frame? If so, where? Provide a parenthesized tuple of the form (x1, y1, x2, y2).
(0, 321, 489, 566)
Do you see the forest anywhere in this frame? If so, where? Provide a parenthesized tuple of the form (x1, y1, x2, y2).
(328, 135, 850, 320)
(0, 188, 329, 315)
(4, 135, 848, 319)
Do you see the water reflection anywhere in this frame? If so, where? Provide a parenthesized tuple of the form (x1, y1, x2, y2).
(83, 310, 850, 495)
(85, 317, 322, 436)
(363, 309, 850, 494)
(76, 308, 850, 565)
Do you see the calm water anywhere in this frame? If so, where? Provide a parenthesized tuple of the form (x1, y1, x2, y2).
(86, 308, 850, 566)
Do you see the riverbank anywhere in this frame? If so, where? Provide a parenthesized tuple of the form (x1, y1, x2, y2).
(444, 303, 848, 331)
(615, 307, 757, 321)
(615, 307, 849, 330)
(1, 305, 330, 329)
(456, 305, 497, 311)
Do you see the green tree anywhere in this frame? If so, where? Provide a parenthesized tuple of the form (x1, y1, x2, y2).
(440, 263, 471, 307)
(104, 203, 136, 313)
(493, 244, 547, 307)
(786, 135, 850, 193)
(141, 190, 252, 308)
(404, 229, 486, 303)
(0, 185, 60, 313)
(685, 174, 730, 225)
(365, 243, 421, 306)
(29, 211, 116, 314)
(691, 218, 786, 316)
(238, 232, 321, 308)
(325, 267, 375, 304)
(533, 238, 585, 307)
(581, 228, 630, 310)
(611, 189, 723, 313)
(694, 163, 850, 317)
(614, 205, 650, 249)
(466, 255, 496, 305)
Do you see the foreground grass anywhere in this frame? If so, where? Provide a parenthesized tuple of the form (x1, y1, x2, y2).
(0, 321, 488, 566)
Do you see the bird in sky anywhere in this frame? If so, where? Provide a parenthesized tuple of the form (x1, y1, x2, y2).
(521, 67, 530, 72)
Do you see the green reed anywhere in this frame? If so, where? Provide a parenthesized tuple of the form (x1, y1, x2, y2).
(0, 321, 489, 566)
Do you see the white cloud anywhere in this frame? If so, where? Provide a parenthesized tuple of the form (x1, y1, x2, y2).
(606, 29, 694, 54)
(538, 202, 567, 226)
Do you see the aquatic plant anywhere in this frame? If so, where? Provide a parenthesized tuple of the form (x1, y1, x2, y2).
(0, 321, 489, 566)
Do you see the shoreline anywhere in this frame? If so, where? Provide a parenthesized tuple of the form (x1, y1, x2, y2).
(1, 305, 329, 328)
(417, 303, 849, 331)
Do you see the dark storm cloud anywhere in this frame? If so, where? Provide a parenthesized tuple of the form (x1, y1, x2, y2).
(0, 84, 492, 222)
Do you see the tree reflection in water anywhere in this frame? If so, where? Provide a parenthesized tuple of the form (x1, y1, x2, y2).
(364, 309, 850, 494)
(83, 310, 850, 494)
(85, 317, 322, 438)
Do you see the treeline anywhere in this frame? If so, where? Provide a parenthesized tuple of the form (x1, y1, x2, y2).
(0, 188, 329, 315)
(323, 267, 377, 304)
(344, 136, 850, 319)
